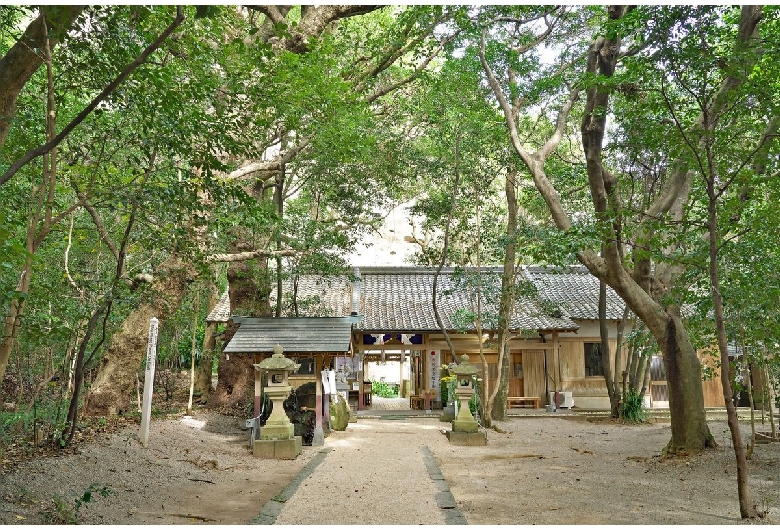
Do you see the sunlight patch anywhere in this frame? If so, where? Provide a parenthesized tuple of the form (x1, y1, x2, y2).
(180, 416, 206, 430)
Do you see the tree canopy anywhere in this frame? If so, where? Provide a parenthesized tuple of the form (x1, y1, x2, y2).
(1, 5, 779, 516)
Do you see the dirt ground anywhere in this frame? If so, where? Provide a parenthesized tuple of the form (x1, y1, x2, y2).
(1, 410, 779, 525)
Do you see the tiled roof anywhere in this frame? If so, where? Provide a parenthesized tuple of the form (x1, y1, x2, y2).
(207, 266, 629, 332)
(524, 265, 626, 321)
(356, 268, 577, 332)
(205, 290, 231, 323)
(223, 317, 355, 354)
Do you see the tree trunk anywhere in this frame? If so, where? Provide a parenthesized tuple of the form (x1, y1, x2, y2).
(209, 182, 274, 411)
(85, 255, 195, 415)
(491, 169, 520, 422)
(599, 280, 620, 418)
(706, 162, 760, 517)
(62, 299, 109, 446)
(193, 283, 219, 401)
(0, 6, 84, 150)
(207, 320, 255, 414)
(656, 308, 716, 453)
(583, 249, 715, 453)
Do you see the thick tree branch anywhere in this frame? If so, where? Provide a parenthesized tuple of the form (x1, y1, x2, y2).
(247, 5, 381, 53)
(479, 29, 575, 230)
(80, 200, 120, 261)
(207, 248, 299, 263)
(642, 5, 763, 223)
(0, 6, 85, 149)
(225, 137, 311, 181)
(0, 7, 185, 188)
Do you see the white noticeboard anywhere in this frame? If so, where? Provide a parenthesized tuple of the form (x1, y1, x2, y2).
(140, 317, 159, 448)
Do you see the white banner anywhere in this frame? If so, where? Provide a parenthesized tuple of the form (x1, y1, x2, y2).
(321, 370, 331, 394)
(429, 349, 440, 394)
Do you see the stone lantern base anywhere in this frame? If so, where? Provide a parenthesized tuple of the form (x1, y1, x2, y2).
(253, 436, 302, 459)
(446, 430, 486, 446)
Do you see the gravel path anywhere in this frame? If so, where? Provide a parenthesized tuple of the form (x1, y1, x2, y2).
(2, 411, 779, 525)
(270, 419, 452, 525)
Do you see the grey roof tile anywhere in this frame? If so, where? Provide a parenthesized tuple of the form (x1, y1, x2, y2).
(205, 290, 231, 323)
(208, 266, 622, 332)
(223, 317, 354, 354)
(523, 265, 626, 320)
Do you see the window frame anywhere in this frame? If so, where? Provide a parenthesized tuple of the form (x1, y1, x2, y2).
(583, 342, 604, 377)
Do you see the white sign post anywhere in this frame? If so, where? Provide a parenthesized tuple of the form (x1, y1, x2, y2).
(140, 317, 159, 448)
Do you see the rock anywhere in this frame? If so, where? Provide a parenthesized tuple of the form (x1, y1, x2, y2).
(329, 394, 349, 431)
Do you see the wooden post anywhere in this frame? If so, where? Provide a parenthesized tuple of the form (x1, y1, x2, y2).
(358, 351, 373, 410)
(356, 343, 363, 410)
(553, 332, 561, 400)
(313, 355, 324, 446)
(399, 350, 405, 398)
(140, 317, 159, 448)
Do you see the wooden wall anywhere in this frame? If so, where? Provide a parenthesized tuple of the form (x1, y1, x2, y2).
(394, 330, 733, 410)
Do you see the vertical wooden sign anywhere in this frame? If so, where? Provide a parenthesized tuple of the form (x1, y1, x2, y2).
(140, 317, 159, 448)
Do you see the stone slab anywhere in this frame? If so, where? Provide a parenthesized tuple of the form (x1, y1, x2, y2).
(451, 419, 479, 433)
(253, 436, 302, 459)
(446, 430, 486, 446)
(260, 423, 295, 440)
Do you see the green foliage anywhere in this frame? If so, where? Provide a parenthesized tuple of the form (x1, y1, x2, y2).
(440, 373, 456, 405)
(0, 397, 72, 449)
(49, 483, 111, 524)
(620, 389, 648, 424)
(371, 380, 398, 398)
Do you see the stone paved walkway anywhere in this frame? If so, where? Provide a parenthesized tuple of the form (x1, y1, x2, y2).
(367, 396, 410, 410)
(254, 418, 466, 525)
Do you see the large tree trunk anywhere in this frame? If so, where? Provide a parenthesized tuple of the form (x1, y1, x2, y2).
(209, 198, 274, 411)
(206, 320, 255, 415)
(85, 255, 194, 415)
(657, 308, 715, 453)
(587, 251, 716, 452)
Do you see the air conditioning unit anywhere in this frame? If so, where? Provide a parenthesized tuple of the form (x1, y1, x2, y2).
(549, 391, 574, 409)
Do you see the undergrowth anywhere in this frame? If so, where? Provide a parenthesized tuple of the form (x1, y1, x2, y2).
(48, 483, 111, 524)
(620, 388, 648, 424)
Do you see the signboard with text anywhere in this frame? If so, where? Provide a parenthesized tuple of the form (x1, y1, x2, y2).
(429, 349, 440, 399)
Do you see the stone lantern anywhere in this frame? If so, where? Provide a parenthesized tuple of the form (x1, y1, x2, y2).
(446, 354, 486, 446)
(252, 345, 303, 459)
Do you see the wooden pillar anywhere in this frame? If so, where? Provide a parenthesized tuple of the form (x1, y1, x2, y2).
(313, 355, 324, 446)
(357, 352, 364, 411)
(399, 350, 405, 398)
(553, 332, 561, 393)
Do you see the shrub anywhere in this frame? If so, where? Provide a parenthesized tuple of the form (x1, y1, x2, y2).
(621, 388, 648, 424)
(371, 380, 398, 398)
(440, 375, 456, 405)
